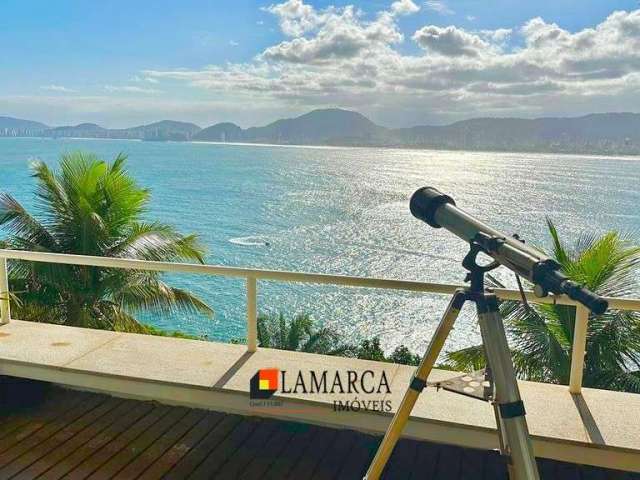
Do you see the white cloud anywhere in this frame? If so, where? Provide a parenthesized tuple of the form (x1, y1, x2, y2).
(263, 0, 325, 37)
(229, 40, 240, 46)
(478, 28, 512, 44)
(40, 85, 75, 93)
(391, 0, 420, 17)
(104, 85, 161, 94)
(424, 1, 454, 16)
(140, 6, 640, 124)
(261, 5, 402, 64)
(413, 25, 490, 56)
(130, 75, 159, 84)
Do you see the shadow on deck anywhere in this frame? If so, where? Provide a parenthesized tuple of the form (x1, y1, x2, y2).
(1, 381, 638, 480)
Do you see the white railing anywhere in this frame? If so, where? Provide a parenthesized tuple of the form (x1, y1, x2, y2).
(1, 248, 639, 394)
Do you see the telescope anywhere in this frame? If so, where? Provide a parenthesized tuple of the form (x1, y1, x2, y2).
(410, 187, 608, 314)
(366, 187, 608, 480)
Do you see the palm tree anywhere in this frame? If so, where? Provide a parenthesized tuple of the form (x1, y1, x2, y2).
(256, 312, 423, 365)
(446, 220, 640, 393)
(257, 312, 354, 355)
(0, 152, 212, 333)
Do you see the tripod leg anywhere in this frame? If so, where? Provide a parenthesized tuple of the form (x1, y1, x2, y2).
(476, 295, 540, 480)
(364, 289, 467, 480)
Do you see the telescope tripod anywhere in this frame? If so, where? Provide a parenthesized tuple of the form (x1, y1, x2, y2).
(365, 242, 540, 480)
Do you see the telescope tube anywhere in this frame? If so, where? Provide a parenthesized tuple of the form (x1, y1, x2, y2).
(410, 187, 608, 315)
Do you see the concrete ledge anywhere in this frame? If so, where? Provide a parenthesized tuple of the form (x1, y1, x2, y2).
(1, 320, 639, 473)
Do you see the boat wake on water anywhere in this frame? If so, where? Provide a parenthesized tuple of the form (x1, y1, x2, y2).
(229, 235, 271, 247)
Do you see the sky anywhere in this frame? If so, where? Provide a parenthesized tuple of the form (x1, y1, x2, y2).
(2, 0, 640, 128)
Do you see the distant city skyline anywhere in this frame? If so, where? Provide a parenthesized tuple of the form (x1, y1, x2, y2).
(2, 0, 640, 128)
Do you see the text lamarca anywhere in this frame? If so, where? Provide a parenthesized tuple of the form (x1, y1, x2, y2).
(280, 370, 391, 395)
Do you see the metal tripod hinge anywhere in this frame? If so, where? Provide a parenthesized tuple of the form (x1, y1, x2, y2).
(364, 240, 540, 480)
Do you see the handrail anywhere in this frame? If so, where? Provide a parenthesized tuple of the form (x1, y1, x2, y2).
(1, 248, 639, 393)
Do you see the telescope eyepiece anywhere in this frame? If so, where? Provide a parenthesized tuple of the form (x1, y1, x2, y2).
(410, 187, 455, 228)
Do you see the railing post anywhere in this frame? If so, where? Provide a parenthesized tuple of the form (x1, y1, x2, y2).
(0, 257, 10, 324)
(246, 276, 257, 352)
(569, 305, 589, 394)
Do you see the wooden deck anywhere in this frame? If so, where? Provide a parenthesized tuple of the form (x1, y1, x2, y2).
(1, 382, 638, 480)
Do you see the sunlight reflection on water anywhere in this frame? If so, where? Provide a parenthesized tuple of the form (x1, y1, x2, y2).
(1, 138, 639, 354)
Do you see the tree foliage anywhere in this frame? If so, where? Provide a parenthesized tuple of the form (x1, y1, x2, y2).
(0, 151, 212, 333)
(445, 219, 640, 393)
(257, 312, 422, 365)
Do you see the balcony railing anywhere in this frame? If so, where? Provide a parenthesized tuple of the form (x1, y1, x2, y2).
(1, 248, 639, 395)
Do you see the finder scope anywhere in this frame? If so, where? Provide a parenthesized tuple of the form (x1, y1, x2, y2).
(410, 187, 608, 315)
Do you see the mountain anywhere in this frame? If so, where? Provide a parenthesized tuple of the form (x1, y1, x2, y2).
(391, 113, 640, 154)
(45, 123, 110, 138)
(3, 109, 640, 155)
(243, 109, 384, 144)
(194, 109, 383, 144)
(194, 109, 640, 154)
(193, 122, 244, 142)
(125, 120, 201, 141)
(0, 116, 49, 136)
(40, 120, 201, 141)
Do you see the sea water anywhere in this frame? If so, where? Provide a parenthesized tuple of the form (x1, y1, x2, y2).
(1, 137, 638, 354)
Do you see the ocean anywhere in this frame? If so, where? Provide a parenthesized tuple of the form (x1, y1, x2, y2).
(1, 137, 639, 354)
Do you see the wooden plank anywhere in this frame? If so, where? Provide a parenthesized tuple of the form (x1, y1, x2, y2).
(0, 393, 104, 467)
(433, 444, 463, 479)
(114, 408, 206, 479)
(56, 404, 171, 480)
(538, 457, 558, 480)
(84, 406, 189, 480)
(0, 396, 123, 479)
(10, 398, 144, 480)
(162, 413, 243, 479)
(408, 441, 440, 480)
(137, 411, 225, 480)
(1, 385, 639, 480)
(458, 447, 487, 480)
(556, 461, 582, 480)
(187, 417, 262, 480)
(382, 438, 420, 480)
(0, 388, 74, 440)
(335, 432, 378, 479)
(580, 464, 608, 480)
(482, 451, 508, 480)
(214, 418, 280, 478)
(285, 427, 338, 479)
(255, 423, 317, 479)
(310, 429, 359, 480)
(0, 389, 87, 446)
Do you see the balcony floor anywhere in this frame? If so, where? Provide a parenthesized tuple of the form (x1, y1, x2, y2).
(2, 384, 638, 480)
(1, 320, 640, 475)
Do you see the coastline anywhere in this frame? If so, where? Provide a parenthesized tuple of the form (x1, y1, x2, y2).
(2, 135, 639, 161)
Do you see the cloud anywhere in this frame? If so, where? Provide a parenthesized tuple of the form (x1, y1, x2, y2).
(131, 75, 159, 84)
(229, 40, 240, 46)
(413, 25, 489, 56)
(261, 5, 402, 64)
(391, 0, 420, 16)
(478, 28, 512, 44)
(104, 85, 161, 94)
(40, 85, 75, 93)
(263, 0, 325, 37)
(144, 5, 640, 124)
(424, 1, 454, 16)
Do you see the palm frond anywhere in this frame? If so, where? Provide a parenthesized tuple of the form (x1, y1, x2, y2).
(0, 193, 57, 250)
